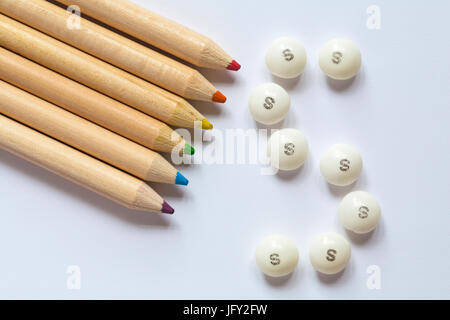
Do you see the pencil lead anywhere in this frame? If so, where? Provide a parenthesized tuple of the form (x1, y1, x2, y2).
(175, 172, 189, 186)
(161, 201, 175, 214)
(212, 91, 226, 103)
(202, 119, 213, 130)
(184, 143, 195, 155)
(227, 60, 241, 71)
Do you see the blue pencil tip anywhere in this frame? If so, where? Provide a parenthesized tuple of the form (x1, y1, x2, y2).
(175, 172, 189, 186)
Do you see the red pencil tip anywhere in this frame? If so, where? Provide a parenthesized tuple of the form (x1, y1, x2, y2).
(227, 60, 241, 71)
(212, 91, 227, 103)
(161, 201, 174, 214)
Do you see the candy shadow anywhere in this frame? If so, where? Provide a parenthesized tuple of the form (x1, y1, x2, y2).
(316, 268, 346, 283)
(275, 158, 309, 182)
(325, 65, 365, 92)
(263, 272, 294, 287)
(325, 171, 369, 198)
(271, 74, 303, 91)
(0, 150, 173, 227)
(345, 229, 375, 247)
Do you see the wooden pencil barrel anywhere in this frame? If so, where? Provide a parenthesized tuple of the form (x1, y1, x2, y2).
(0, 0, 219, 101)
(57, 0, 234, 69)
(0, 115, 166, 212)
(0, 13, 206, 128)
(0, 47, 185, 154)
(0, 80, 179, 184)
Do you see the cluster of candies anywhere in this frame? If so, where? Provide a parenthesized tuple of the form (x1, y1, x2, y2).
(249, 37, 381, 277)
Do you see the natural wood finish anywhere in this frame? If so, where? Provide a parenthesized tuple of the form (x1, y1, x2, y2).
(0, 13, 206, 128)
(0, 0, 219, 101)
(57, 0, 234, 69)
(0, 115, 166, 212)
(0, 80, 179, 184)
(0, 47, 185, 154)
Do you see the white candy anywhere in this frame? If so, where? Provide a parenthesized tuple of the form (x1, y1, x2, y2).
(267, 128, 309, 171)
(248, 83, 290, 125)
(255, 234, 299, 277)
(320, 143, 362, 186)
(339, 191, 381, 234)
(309, 232, 351, 275)
(265, 37, 307, 79)
(318, 38, 361, 80)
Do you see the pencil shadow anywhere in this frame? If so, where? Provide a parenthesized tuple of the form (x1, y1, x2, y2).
(0, 150, 172, 226)
(198, 68, 237, 85)
(190, 101, 224, 117)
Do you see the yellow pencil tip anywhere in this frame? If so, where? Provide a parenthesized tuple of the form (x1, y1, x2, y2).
(202, 119, 213, 130)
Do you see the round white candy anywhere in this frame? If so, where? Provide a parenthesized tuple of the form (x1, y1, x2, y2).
(309, 232, 351, 275)
(248, 83, 290, 125)
(320, 143, 362, 186)
(256, 234, 299, 277)
(318, 38, 361, 80)
(339, 191, 381, 234)
(265, 37, 307, 79)
(267, 128, 309, 171)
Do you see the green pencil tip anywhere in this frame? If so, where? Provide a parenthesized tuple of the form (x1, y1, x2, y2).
(184, 143, 195, 155)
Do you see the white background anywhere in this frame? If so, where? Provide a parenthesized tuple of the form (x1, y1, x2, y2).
(0, 0, 449, 299)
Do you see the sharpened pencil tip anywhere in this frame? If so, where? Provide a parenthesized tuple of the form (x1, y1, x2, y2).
(202, 119, 213, 130)
(175, 171, 189, 186)
(212, 91, 226, 103)
(227, 60, 241, 71)
(161, 201, 175, 214)
(184, 143, 195, 155)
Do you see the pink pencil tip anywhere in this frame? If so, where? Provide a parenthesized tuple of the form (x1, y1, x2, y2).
(227, 60, 241, 71)
(161, 201, 174, 214)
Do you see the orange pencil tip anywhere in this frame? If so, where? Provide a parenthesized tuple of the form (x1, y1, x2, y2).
(227, 60, 241, 71)
(212, 91, 226, 103)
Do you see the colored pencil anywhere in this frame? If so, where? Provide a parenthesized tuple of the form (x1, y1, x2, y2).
(0, 115, 174, 213)
(0, 14, 213, 129)
(0, 0, 226, 102)
(57, 0, 240, 71)
(0, 80, 188, 186)
(0, 47, 192, 155)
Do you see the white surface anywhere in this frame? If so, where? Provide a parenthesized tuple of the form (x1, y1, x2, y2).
(255, 234, 299, 277)
(0, 0, 449, 299)
(265, 37, 307, 79)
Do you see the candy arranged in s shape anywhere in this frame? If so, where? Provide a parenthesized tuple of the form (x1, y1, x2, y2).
(265, 37, 307, 79)
(309, 232, 351, 275)
(267, 128, 309, 171)
(248, 83, 290, 125)
(256, 234, 299, 277)
(319, 38, 362, 80)
(339, 191, 381, 234)
(320, 143, 363, 186)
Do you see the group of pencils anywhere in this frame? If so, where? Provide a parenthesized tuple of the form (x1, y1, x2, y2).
(0, 0, 240, 213)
